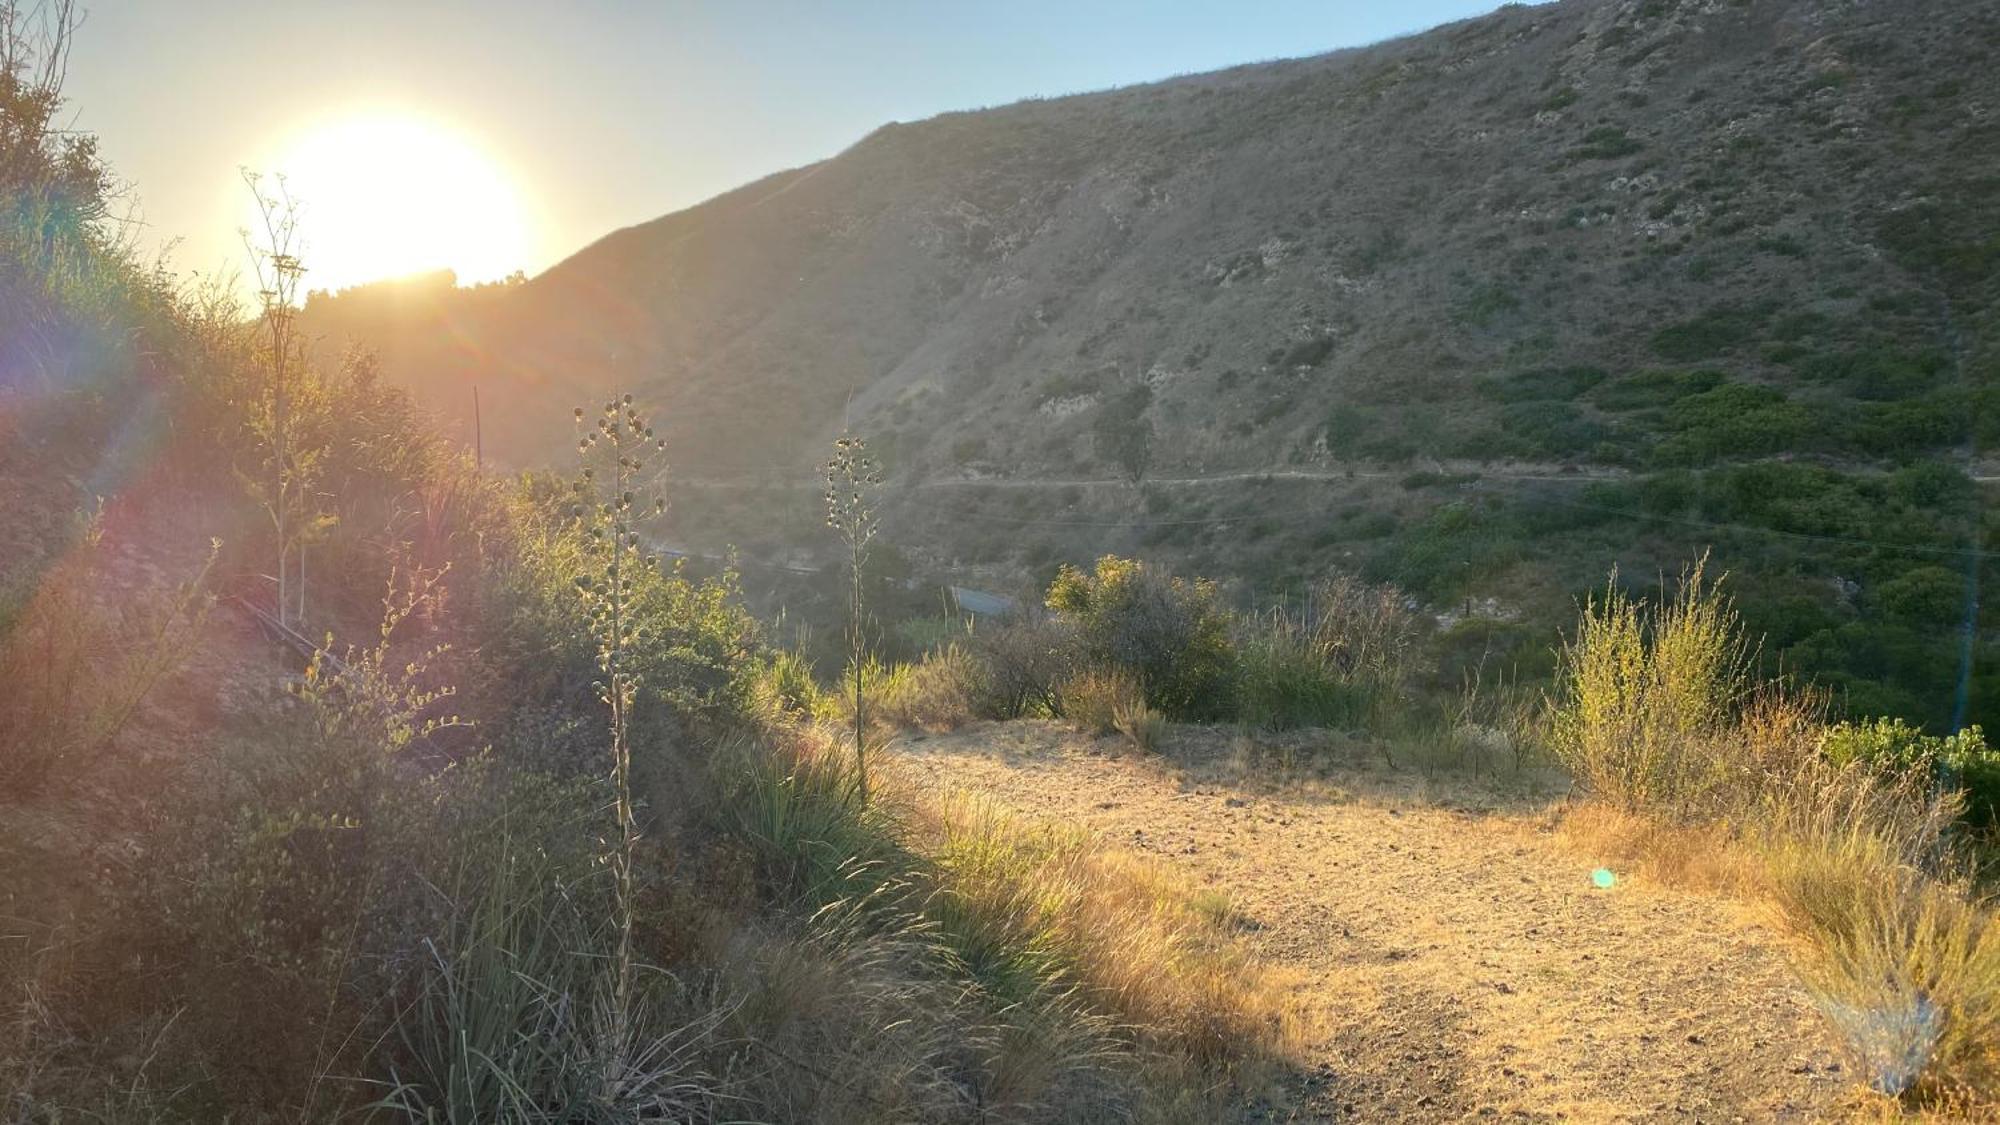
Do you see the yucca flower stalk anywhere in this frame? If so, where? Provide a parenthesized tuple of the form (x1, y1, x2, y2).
(569, 394, 667, 1087)
(824, 432, 881, 803)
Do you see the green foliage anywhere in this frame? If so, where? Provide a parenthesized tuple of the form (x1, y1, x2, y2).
(1822, 718, 1999, 829)
(752, 643, 829, 721)
(1550, 559, 1752, 813)
(1649, 305, 1767, 360)
(1874, 565, 1969, 627)
(1592, 368, 1725, 411)
(481, 480, 763, 743)
(1365, 500, 1521, 600)
(1046, 556, 1236, 720)
(1454, 283, 1520, 328)
(1499, 400, 1609, 458)
(1653, 382, 1809, 464)
(1834, 392, 1972, 459)
(1478, 365, 1608, 403)
(1573, 125, 1643, 159)
(1797, 347, 1949, 401)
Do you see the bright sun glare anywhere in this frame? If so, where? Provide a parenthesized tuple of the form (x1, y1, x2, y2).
(253, 112, 531, 296)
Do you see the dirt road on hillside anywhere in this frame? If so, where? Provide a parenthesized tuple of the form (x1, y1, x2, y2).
(889, 722, 1849, 1123)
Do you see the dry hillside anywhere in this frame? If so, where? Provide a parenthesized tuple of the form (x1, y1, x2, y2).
(311, 0, 1997, 478)
(306, 0, 2000, 729)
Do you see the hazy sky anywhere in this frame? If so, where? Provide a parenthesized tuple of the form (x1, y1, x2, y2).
(65, 1, 1507, 293)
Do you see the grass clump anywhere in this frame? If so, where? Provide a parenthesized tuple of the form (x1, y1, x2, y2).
(831, 645, 983, 736)
(1057, 665, 1146, 737)
(1236, 576, 1418, 732)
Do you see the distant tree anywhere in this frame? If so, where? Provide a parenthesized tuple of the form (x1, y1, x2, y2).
(1094, 385, 1154, 485)
(825, 432, 881, 801)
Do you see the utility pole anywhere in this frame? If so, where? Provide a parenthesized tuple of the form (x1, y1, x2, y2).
(473, 385, 484, 470)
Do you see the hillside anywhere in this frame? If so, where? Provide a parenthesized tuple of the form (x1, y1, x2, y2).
(306, 0, 2000, 729)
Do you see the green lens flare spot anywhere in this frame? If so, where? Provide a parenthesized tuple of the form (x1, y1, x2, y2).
(1591, 867, 1617, 889)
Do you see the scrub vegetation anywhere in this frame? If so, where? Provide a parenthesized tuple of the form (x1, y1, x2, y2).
(7, 0, 2000, 1120)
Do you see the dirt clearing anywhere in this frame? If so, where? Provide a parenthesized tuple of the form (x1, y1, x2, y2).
(889, 721, 1849, 1122)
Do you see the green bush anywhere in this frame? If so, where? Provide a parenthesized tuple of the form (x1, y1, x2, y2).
(1649, 306, 1767, 361)
(1837, 393, 1972, 458)
(1046, 556, 1236, 720)
(1653, 382, 1808, 463)
(477, 481, 765, 739)
(1477, 365, 1607, 403)
(1500, 400, 1608, 458)
(1592, 368, 1725, 411)
(1573, 125, 1643, 159)
(1874, 565, 1970, 627)
(1821, 717, 1999, 829)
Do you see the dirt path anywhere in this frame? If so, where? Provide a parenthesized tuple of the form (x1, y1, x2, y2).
(889, 722, 1849, 1122)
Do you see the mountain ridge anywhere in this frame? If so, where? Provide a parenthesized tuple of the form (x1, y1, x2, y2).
(309, 0, 1997, 484)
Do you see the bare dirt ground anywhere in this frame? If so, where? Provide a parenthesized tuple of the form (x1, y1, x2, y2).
(889, 720, 1851, 1123)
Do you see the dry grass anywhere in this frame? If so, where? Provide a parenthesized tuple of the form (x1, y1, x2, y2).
(909, 792, 1299, 1075)
(718, 722, 1301, 1120)
(1057, 666, 1146, 738)
(1550, 560, 2000, 1109)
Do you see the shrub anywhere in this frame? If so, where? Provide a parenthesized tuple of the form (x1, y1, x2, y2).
(751, 642, 829, 721)
(1046, 556, 1236, 720)
(1592, 368, 1725, 411)
(1823, 718, 1999, 830)
(1235, 576, 1418, 732)
(966, 614, 1079, 719)
(1550, 560, 1753, 814)
(476, 481, 764, 737)
(1653, 382, 1809, 463)
(1649, 306, 1766, 361)
(1477, 365, 1608, 403)
(0, 519, 215, 798)
(1573, 125, 1643, 159)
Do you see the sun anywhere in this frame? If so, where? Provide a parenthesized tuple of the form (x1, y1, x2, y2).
(254, 111, 532, 296)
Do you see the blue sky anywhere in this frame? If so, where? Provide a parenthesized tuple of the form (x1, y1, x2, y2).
(67, 1, 1510, 288)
